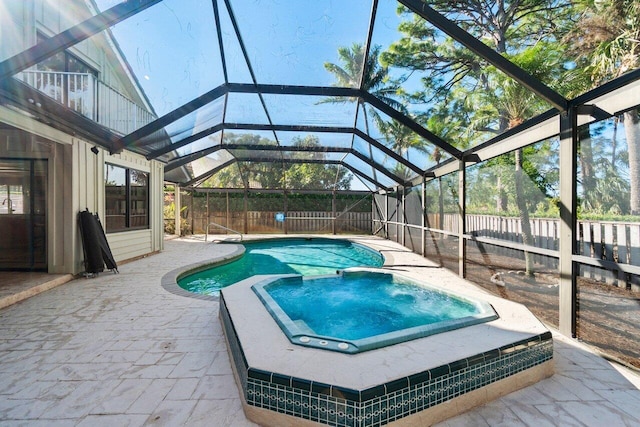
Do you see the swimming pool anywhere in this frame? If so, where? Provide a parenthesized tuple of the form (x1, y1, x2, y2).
(252, 270, 498, 353)
(178, 238, 383, 296)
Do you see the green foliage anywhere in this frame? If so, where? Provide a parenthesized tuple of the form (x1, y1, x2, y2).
(378, 0, 578, 158)
(569, 0, 640, 215)
(163, 202, 190, 235)
(577, 212, 640, 222)
(466, 200, 560, 219)
(568, 0, 640, 84)
(198, 134, 351, 190)
(424, 174, 459, 215)
(581, 157, 631, 214)
(322, 43, 405, 112)
(466, 139, 559, 217)
(323, 43, 416, 186)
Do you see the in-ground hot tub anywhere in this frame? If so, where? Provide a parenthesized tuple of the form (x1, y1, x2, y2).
(252, 270, 499, 354)
(220, 269, 553, 426)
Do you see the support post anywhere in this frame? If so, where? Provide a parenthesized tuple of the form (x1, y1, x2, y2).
(385, 191, 389, 239)
(372, 193, 375, 235)
(243, 189, 248, 235)
(438, 176, 444, 235)
(395, 191, 400, 243)
(421, 176, 426, 257)
(174, 185, 181, 237)
(458, 160, 466, 278)
(205, 192, 209, 241)
(332, 191, 337, 235)
(284, 191, 288, 235)
(226, 190, 230, 229)
(189, 190, 194, 235)
(401, 186, 406, 247)
(559, 107, 578, 337)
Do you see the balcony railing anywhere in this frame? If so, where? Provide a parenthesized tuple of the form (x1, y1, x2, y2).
(20, 70, 156, 135)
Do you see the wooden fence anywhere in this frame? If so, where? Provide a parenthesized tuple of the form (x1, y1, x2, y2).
(190, 211, 372, 235)
(415, 214, 640, 290)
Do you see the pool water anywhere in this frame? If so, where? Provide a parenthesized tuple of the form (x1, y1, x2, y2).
(266, 273, 482, 340)
(178, 238, 383, 296)
(252, 271, 498, 353)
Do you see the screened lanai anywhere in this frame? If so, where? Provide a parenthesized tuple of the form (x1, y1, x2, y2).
(1, 0, 639, 370)
(0, 0, 593, 187)
(1, 0, 637, 185)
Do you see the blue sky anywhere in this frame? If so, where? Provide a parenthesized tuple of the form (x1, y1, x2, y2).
(92, 0, 412, 190)
(97, 0, 405, 116)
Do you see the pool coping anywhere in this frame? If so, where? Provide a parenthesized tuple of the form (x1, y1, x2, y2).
(160, 244, 245, 301)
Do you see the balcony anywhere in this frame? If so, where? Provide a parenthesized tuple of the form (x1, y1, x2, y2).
(19, 70, 155, 136)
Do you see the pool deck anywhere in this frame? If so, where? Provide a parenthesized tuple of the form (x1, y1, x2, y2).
(0, 235, 639, 426)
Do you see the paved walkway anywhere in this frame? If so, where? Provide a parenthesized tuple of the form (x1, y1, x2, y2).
(0, 237, 639, 426)
(0, 272, 73, 310)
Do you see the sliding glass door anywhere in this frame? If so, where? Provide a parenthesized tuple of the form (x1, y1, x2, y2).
(0, 159, 47, 270)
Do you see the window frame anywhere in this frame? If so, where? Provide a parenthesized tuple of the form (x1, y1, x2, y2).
(36, 31, 98, 77)
(104, 163, 149, 233)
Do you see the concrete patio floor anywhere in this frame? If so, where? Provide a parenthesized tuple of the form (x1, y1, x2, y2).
(0, 236, 639, 426)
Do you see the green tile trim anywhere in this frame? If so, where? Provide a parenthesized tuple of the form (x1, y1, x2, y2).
(219, 295, 248, 386)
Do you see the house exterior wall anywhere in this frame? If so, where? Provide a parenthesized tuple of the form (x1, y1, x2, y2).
(0, 123, 70, 273)
(0, 0, 164, 274)
(0, 116, 164, 274)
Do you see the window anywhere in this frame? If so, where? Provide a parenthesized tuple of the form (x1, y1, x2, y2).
(36, 32, 99, 76)
(35, 32, 98, 118)
(105, 164, 149, 232)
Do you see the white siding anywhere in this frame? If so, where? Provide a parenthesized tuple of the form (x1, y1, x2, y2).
(106, 230, 154, 262)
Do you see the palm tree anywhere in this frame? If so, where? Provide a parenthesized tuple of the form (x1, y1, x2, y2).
(374, 119, 423, 158)
(323, 43, 404, 109)
(570, 0, 640, 213)
(470, 44, 564, 276)
(372, 118, 424, 181)
(323, 43, 404, 184)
